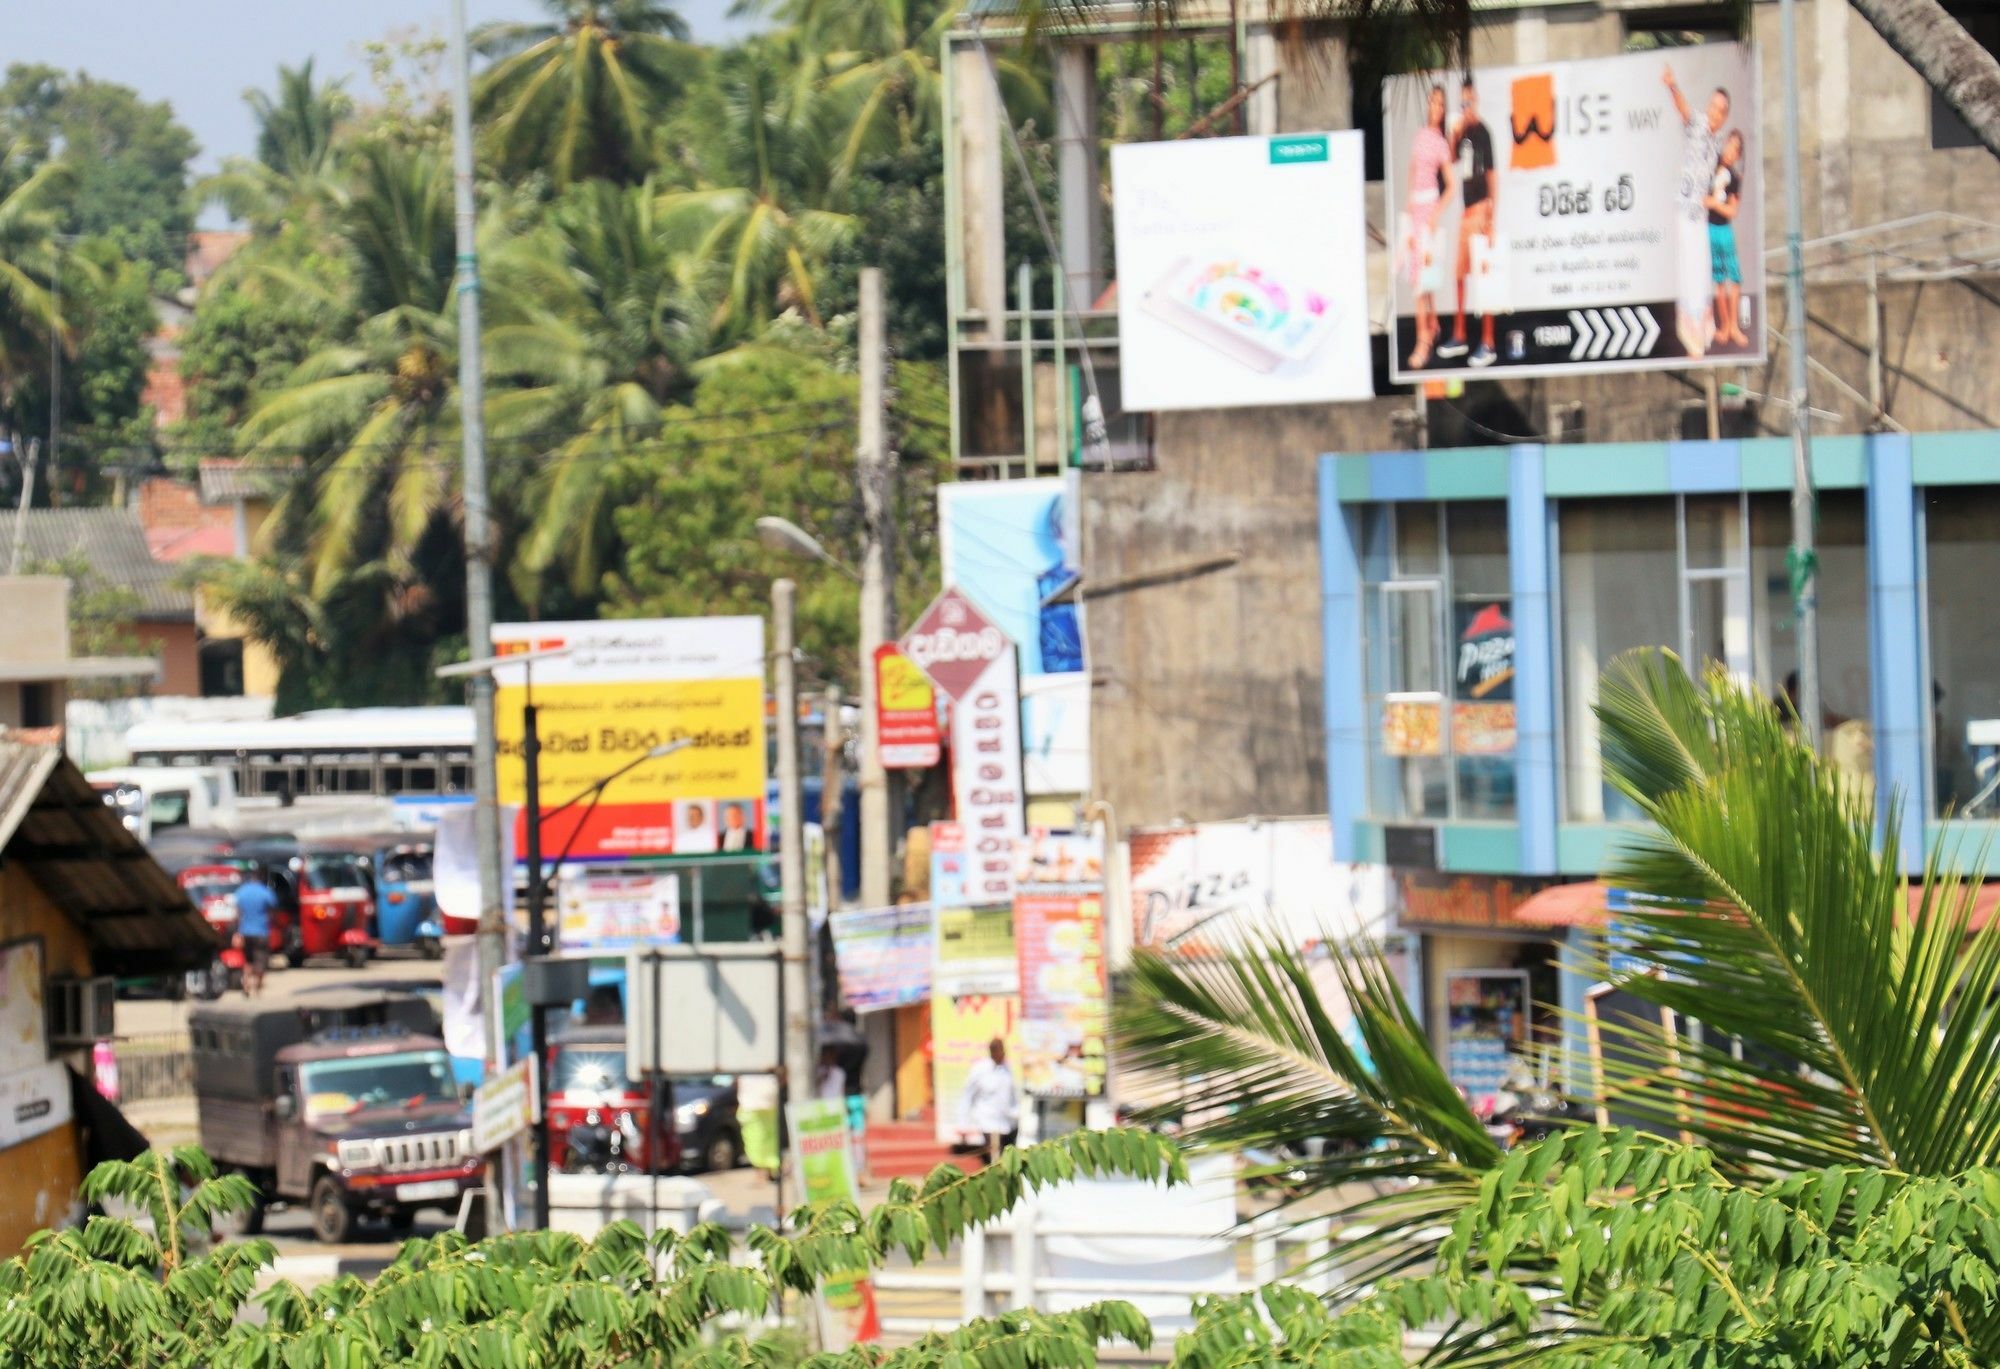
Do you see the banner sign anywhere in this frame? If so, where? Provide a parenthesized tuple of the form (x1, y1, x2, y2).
(556, 866, 681, 951)
(929, 821, 968, 908)
(931, 991, 1019, 1146)
(1385, 42, 1763, 381)
(1110, 131, 1373, 410)
(935, 905, 1018, 998)
(873, 644, 941, 770)
(829, 902, 934, 1012)
(938, 479, 1088, 795)
(1012, 833, 1109, 1098)
(903, 589, 1024, 904)
(1127, 818, 1393, 958)
(493, 617, 768, 861)
(788, 1099, 881, 1347)
(472, 1054, 538, 1154)
(1453, 599, 1518, 755)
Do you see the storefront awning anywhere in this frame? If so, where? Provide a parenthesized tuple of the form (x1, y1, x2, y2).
(1512, 881, 1612, 929)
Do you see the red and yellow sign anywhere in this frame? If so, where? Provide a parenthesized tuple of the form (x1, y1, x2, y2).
(873, 643, 941, 769)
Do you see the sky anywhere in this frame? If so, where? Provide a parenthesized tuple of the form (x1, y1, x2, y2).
(6, 0, 758, 177)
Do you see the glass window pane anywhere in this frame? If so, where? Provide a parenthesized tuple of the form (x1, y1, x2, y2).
(1927, 489, 2000, 817)
(1683, 494, 1742, 570)
(1561, 499, 1680, 821)
(1369, 698, 1448, 819)
(1446, 502, 1510, 597)
(1752, 492, 1871, 733)
(1395, 504, 1442, 576)
(1384, 586, 1443, 693)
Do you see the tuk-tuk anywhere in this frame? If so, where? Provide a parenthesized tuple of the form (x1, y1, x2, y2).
(322, 834, 443, 958)
(233, 837, 379, 969)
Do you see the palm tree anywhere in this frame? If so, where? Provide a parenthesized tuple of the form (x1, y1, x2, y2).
(473, 0, 700, 187)
(0, 143, 70, 419)
(201, 62, 351, 230)
(237, 142, 468, 595)
(484, 178, 709, 603)
(656, 43, 857, 336)
(1120, 647, 2000, 1300)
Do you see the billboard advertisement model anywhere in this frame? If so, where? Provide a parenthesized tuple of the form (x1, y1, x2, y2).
(1384, 42, 1763, 381)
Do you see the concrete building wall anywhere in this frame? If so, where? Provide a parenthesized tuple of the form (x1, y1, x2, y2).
(133, 622, 199, 698)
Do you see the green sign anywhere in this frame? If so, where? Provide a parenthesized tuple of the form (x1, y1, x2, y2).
(789, 1099, 859, 1205)
(1268, 135, 1329, 164)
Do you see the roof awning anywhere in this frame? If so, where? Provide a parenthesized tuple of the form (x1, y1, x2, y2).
(1513, 881, 1613, 929)
(0, 734, 219, 973)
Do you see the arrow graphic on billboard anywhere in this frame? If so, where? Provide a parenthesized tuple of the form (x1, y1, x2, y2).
(1568, 307, 1661, 362)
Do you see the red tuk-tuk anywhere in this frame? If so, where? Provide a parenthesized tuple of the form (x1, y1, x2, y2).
(234, 838, 378, 969)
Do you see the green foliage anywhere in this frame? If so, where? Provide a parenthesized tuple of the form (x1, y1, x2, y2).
(26, 549, 146, 678)
(0, 63, 197, 273)
(1, 1131, 1186, 1368)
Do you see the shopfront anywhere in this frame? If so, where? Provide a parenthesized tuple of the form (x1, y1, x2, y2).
(1322, 433, 2000, 884)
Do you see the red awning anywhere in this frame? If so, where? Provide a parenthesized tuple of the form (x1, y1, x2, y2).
(1513, 881, 1612, 929)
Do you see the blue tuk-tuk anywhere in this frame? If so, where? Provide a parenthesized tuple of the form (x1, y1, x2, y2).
(332, 834, 443, 957)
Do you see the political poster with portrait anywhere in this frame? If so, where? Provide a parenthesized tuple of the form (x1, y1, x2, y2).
(1110, 131, 1374, 410)
(1384, 42, 1763, 381)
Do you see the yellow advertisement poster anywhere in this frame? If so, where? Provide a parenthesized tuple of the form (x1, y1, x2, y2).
(494, 677, 766, 807)
(930, 992, 1019, 1146)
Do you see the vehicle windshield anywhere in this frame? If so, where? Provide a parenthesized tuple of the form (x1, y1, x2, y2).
(383, 851, 432, 882)
(300, 1051, 456, 1118)
(185, 879, 240, 905)
(554, 1047, 632, 1096)
(302, 854, 368, 890)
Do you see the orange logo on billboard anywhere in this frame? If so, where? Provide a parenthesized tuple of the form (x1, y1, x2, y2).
(1510, 72, 1556, 169)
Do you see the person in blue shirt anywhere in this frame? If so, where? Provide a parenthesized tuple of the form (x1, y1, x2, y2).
(232, 874, 278, 996)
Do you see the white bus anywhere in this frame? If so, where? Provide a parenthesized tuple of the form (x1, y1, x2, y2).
(125, 707, 475, 802)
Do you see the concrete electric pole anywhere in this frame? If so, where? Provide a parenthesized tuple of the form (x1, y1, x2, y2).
(856, 268, 895, 908)
(773, 579, 812, 1101)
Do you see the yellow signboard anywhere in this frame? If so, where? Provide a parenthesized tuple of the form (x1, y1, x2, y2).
(494, 677, 766, 808)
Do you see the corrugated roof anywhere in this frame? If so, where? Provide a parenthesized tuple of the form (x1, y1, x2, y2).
(198, 459, 294, 505)
(0, 508, 193, 621)
(0, 736, 219, 972)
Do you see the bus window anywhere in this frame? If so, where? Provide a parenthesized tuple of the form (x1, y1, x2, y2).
(148, 790, 192, 830)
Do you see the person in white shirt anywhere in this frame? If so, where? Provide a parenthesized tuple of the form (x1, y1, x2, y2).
(815, 1044, 847, 1101)
(955, 1037, 1019, 1166)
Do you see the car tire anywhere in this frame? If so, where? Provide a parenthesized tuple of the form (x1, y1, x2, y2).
(705, 1132, 740, 1173)
(310, 1175, 355, 1245)
(344, 943, 370, 970)
(421, 937, 443, 961)
(283, 929, 305, 968)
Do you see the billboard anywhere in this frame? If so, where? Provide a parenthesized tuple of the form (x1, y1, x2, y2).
(555, 866, 681, 951)
(492, 618, 767, 861)
(1110, 131, 1374, 409)
(1126, 818, 1392, 958)
(938, 478, 1089, 797)
(1384, 42, 1763, 381)
(828, 902, 934, 1012)
(1012, 833, 1109, 1098)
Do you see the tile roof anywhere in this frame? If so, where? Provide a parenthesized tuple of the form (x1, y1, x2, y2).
(198, 459, 293, 505)
(0, 507, 194, 620)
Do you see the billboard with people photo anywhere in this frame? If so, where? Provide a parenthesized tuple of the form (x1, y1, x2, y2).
(1384, 43, 1764, 381)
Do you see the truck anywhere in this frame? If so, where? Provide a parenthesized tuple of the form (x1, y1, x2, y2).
(189, 991, 483, 1242)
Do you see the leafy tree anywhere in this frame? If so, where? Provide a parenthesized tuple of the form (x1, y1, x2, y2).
(0, 64, 198, 273)
(818, 135, 947, 360)
(659, 42, 857, 336)
(474, 0, 701, 187)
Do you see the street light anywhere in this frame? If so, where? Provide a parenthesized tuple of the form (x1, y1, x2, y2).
(756, 516, 861, 582)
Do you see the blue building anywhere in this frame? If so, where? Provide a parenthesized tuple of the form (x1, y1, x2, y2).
(1319, 433, 2000, 1092)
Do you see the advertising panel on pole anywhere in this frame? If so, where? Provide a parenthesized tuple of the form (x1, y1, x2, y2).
(1012, 832, 1109, 1098)
(555, 865, 681, 951)
(472, 1054, 539, 1154)
(937, 479, 1088, 796)
(1109, 131, 1374, 410)
(1126, 818, 1393, 958)
(902, 588, 1024, 905)
(788, 1098, 881, 1348)
(829, 902, 934, 1012)
(491, 617, 767, 861)
(872, 644, 941, 769)
(1384, 42, 1763, 381)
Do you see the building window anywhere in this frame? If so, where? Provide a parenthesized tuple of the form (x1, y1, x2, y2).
(1363, 502, 1517, 822)
(1561, 492, 1871, 821)
(1925, 488, 2000, 816)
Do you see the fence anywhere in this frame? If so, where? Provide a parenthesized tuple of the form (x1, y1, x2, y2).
(114, 1032, 194, 1104)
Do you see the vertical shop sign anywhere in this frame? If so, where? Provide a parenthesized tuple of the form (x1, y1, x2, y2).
(1012, 833, 1109, 1098)
(788, 1098, 881, 1347)
(873, 644, 941, 769)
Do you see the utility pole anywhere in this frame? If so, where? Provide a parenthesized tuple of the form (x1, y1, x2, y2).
(856, 268, 895, 908)
(774, 580, 812, 1103)
(821, 683, 845, 909)
(1779, 0, 1821, 749)
(521, 701, 549, 1230)
(447, 0, 507, 1048)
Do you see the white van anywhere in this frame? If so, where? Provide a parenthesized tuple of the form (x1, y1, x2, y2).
(88, 765, 240, 843)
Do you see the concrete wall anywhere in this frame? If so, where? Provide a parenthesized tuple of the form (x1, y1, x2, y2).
(0, 578, 70, 667)
(0, 865, 94, 1253)
(133, 622, 199, 698)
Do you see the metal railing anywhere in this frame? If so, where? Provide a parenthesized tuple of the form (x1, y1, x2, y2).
(114, 1031, 194, 1103)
